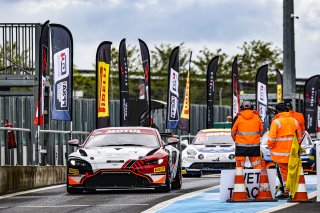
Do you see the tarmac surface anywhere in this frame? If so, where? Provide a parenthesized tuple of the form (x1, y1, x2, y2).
(144, 174, 319, 213)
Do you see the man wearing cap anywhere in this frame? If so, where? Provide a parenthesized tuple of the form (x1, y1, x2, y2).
(268, 102, 302, 198)
(231, 100, 264, 169)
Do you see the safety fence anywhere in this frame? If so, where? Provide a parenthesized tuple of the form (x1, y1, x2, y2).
(0, 96, 230, 166)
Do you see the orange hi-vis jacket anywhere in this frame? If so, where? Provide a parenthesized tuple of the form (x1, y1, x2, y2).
(272, 110, 305, 135)
(231, 109, 263, 156)
(268, 112, 302, 164)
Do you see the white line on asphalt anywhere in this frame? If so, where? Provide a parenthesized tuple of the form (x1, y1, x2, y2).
(98, 204, 149, 206)
(0, 184, 65, 200)
(142, 185, 220, 213)
(18, 205, 91, 208)
(257, 191, 318, 213)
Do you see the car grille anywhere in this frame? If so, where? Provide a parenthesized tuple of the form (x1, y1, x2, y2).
(189, 162, 235, 170)
(82, 172, 151, 188)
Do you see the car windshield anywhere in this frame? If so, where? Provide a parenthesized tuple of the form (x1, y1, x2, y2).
(192, 131, 234, 145)
(84, 134, 160, 148)
(261, 131, 313, 146)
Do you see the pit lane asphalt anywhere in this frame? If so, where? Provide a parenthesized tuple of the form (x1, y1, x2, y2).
(0, 174, 220, 213)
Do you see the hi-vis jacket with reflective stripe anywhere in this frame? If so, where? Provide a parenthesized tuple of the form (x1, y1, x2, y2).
(272, 110, 305, 135)
(268, 112, 302, 163)
(231, 109, 263, 156)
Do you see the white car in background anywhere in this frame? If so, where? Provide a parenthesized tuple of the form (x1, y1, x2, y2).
(181, 129, 235, 177)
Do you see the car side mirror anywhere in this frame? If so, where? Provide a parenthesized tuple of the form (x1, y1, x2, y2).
(68, 139, 80, 146)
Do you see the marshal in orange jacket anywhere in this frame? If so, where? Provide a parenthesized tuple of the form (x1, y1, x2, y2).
(268, 112, 302, 164)
(272, 110, 305, 135)
(231, 109, 264, 156)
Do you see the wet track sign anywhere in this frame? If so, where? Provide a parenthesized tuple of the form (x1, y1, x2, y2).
(220, 169, 276, 202)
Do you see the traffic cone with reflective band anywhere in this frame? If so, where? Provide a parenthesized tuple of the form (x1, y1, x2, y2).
(227, 161, 249, 202)
(255, 159, 277, 202)
(287, 166, 312, 202)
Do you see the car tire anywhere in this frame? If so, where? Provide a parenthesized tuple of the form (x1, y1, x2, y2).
(172, 163, 182, 190)
(155, 168, 171, 193)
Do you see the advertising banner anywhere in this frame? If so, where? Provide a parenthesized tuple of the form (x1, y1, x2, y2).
(51, 24, 73, 121)
(256, 65, 268, 125)
(138, 39, 151, 126)
(231, 57, 240, 119)
(220, 169, 276, 201)
(34, 21, 49, 125)
(206, 56, 219, 129)
(304, 75, 320, 137)
(178, 70, 190, 132)
(166, 47, 180, 129)
(119, 39, 129, 126)
(96, 41, 112, 129)
(275, 69, 283, 103)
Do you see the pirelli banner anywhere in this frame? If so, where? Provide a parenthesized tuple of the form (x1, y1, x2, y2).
(206, 56, 219, 129)
(51, 24, 73, 121)
(96, 41, 112, 128)
(166, 46, 180, 129)
(34, 20, 49, 125)
(275, 69, 283, 103)
(256, 65, 268, 125)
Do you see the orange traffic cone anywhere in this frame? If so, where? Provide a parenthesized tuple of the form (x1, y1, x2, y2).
(287, 166, 312, 202)
(255, 159, 277, 202)
(227, 161, 249, 202)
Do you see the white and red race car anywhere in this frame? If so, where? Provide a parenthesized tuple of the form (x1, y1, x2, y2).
(67, 127, 182, 193)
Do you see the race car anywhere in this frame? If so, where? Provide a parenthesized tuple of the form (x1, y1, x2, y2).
(67, 127, 182, 193)
(260, 131, 316, 172)
(181, 129, 236, 177)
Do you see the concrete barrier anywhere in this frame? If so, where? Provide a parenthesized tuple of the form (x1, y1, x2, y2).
(0, 166, 66, 195)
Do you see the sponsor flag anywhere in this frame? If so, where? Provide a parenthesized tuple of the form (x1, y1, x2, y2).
(51, 24, 73, 121)
(34, 20, 50, 125)
(276, 69, 283, 103)
(96, 41, 112, 129)
(256, 65, 268, 126)
(138, 79, 145, 99)
(119, 39, 129, 126)
(178, 52, 192, 132)
(206, 56, 219, 129)
(304, 75, 320, 137)
(231, 56, 240, 119)
(138, 39, 152, 126)
(166, 46, 180, 129)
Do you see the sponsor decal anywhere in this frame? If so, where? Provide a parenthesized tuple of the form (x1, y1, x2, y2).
(169, 69, 179, 96)
(68, 168, 79, 175)
(54, 48, 70, 81)
(154, 166, 165, 173)
(257, 82, 267, 105)
(212, 157, 220, 162)
(106, 129, 142, 134)
(106, 160, 124, 163)
(98, 61, 109, 117)
(205, 132, 231, 136)
(170, 96, 177, 119)
(57, 81, 68, 109)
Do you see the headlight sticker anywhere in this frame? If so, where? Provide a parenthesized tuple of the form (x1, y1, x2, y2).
(154, 166, 166, 173)
(69, 168, 79, 174)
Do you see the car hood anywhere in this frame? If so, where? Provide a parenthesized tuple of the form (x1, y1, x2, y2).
(191, 144, 235, 153)
(69, 146, 157, 164)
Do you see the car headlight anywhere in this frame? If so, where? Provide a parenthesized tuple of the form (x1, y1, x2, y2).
(69, 159, 89, 167)
(187, 149, 197, 156)
(304, 148, 311, 155)
(228, 154, 235, 160)
(145, 159, 164, 165)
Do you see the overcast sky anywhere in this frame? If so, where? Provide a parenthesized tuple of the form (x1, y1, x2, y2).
(1, 0, 319, 78)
